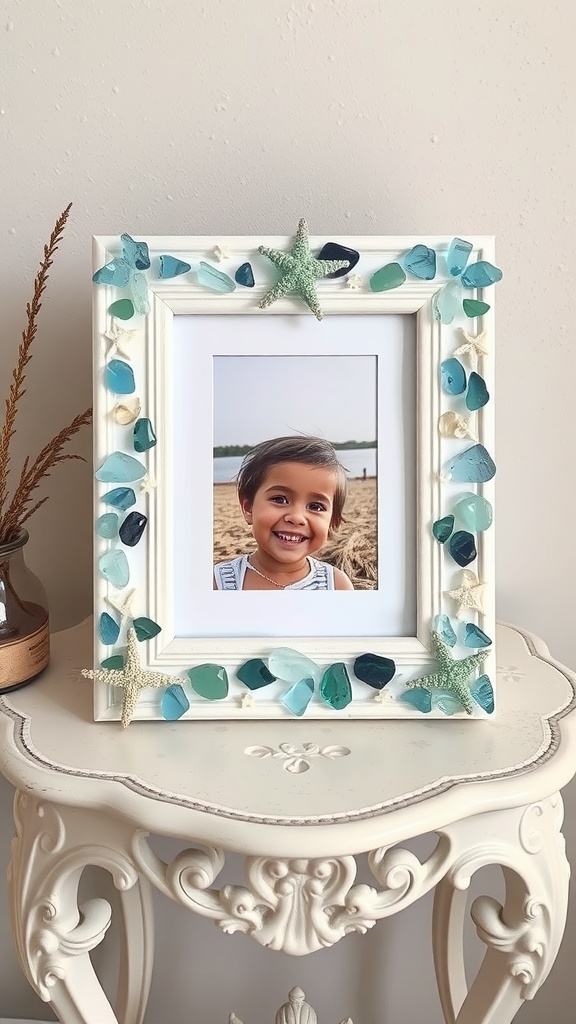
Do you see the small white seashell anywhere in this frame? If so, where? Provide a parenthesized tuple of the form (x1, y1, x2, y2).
(438, 411, 478, 441)
(111, 397, 141, 425)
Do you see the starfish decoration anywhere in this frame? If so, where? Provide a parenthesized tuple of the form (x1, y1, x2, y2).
(104, 323, 141, 360)
(239, 692, 255, 709)
(405, 632, 490, 715)
(82, 628, 176, 729)
(258, 218, 350, 320)
(212, 245, 230, 262)
(446, 569, 487, 617)
(346, 274, 363, 290)
(140, 476, 157, 494)
(106, 587, 137, 622)
(453, 329, 489, 372)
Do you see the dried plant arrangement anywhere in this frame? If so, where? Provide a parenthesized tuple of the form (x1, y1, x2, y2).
(0, 204, 92, 544)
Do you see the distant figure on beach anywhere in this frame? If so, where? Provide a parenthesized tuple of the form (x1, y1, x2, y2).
(362, 467, 367, 481)
(214, 436, 354, 591)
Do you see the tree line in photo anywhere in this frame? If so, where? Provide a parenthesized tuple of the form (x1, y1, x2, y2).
(213, 440, 377, 457)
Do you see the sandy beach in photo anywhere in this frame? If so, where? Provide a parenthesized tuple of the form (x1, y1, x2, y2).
(213, 477, 377, 590)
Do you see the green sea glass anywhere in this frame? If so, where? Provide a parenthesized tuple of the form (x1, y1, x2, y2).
(133, 418, 157, 453)
(369, 263, 406, 292)
(133, 617, 161, 641)
(108, 299, 135, 320)
(432, 515, 454, 544)
(453, 493, 493, 532)
(187, 663, 229, 700)
(319, 663, 352, 710)
(236, 659, 276, 690)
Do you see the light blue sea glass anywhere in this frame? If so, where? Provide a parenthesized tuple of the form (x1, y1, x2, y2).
(268, 647, 321, 684)
(435, 693, 462, 716)
(161, 684, 190, 720)
(461, 261, 502, 288)
(446, 444, 496, 483)
(98, 549, 130, 588)
(471, 674, 494, 713)
(400, 688, 432, 713)
(131, 272, 150, 315)
(441, 358, 467, 395)
(369, 263, 406, 292)
(133, 617, 161, 641)
(466, 372, 490, 411)
(453, 493, 493, 532)
(197, 262, 236, 293)
(93, 259, 131, 286)
(433, 614, 457, 647)
(402, 244, 436, 280)
(102, 487, 137, 511)
(121, 233, 150, 270)
(108, 299, 134, 320)
(133, 418, 157, 453)
(187, 663, 229, 700)
(433, 281, 463, 324)
(105, 359, 135, 395)
(319, 663, 352, 710)
(95, 452, 147, 483)
(463, 623, 492, 648)
(99, 612, 120, 645)
(96, 512, 119, 539)
(159, 255, 191, 278)
(282, 678, 314, 717)
(446, 238, 473, 277)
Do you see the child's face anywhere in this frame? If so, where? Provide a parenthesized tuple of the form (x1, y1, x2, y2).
(241, 461, 337, 566)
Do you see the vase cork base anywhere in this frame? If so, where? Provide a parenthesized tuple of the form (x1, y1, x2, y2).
(0, 609, 50, 692)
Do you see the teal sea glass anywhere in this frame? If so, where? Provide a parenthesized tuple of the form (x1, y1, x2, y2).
(463, 623, 492, 648)
(441, 358, 467, 396)
(466, 372, 490, 411)
(235, 262, 255, 287)
(98, 549, 130, 588)
(448, 531, 477, 567)
(471, 674, 494, 713)
(103, 487, 137, 511)
(161, 684, 190, 720)
(133, 617, 161, 641)
(108, 299, 134, 321)
(433, 614, 457, 647)
(95, 453, 147, 483)
(454, 493, 493, 532)
(463, 298, 490, 318)
(282, 677, 314, 717)
(370, 263, 406, 292)
(432, 515, 454, 544)
(319, 663, 352, 710)
(187, 663, 229, 700)
(237, 659, 276, 690)
(197, 262, 236, 293)
(461, 261, 502, 288)
(400, 688, 432, 713)
(96, 512, 119, 539)
(446, 238, 473, 277)
(159, 255, 191, 278)
(133, 418, 157, 453)
(402, 244, 436, 280)
(433, 281, 462, 324)
(447, 445, 496, 484)
(268, 647, 321, 684)
(99, 612, 120, 645)
(105, 359, 135, 395)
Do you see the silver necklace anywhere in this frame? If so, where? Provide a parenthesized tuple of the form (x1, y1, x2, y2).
(246, 557, 303, 589)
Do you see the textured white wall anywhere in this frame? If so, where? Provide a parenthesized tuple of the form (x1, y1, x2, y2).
(1, 0, 575, 1021)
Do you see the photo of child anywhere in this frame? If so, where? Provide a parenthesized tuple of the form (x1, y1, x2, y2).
(214, 435, 354, 591)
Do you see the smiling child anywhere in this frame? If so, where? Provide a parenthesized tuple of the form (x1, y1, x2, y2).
(213, 436, 354, 590)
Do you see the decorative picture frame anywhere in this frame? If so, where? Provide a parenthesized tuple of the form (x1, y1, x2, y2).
(90, 225, 499, 725)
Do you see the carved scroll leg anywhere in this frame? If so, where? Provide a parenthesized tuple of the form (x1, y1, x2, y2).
(114, 876, 154, 1024)
(432, 879, 468, 1024)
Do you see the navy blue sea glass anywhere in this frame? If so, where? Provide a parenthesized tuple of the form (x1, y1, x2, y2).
(448, 531, 477, 567)
(318, 242, 359, 278)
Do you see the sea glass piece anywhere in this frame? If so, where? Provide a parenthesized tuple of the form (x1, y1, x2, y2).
(101, 654, 124, 669)
(461, 261, 503, 288)
(453, 493, 493, 532)
(471, 674, 494, 713)
(353, 653, 396, 689)
(432, 515, 454, 544)
(105, 359, 136, 395)
(119, 511, 147, 546)
(131, 272, 150, 315)
(433, 280, 463, 324)
(402, 244, 436, 280)
(108, 299, 134, 321)
(133, 418, 157, 453)
(133, 617, 161, 641)
(93, 259, 131, 286)
(187, 663, 229, 700)
(98, 549, 130, 588)
(161, 683, 190, 720)
(112, 398, 141, 425)
(318, 242, 359, 278)
(400, 688, 432, 713)
(435, 693, 462, 716)
(433, 614, 457, 647)
(441, 358, 467, 395)
(466, 372, 490, 411)
(102, 486, 137, 511)
(463, 623, 492, 648)
(159, 255, 191, 278)
(282, 677, 314, 717)
(234, 261, 255, 287)
(448, 531, 477, 567)
(99, 611, 120, 645)
(236, 659, 276, 690)
(121, 232, 150, 270)
(446, 237, 473, 277)
(96, 512, 119, 539)
(463, 298, 490, 318)
(197, 261, 236, 293)
(369, 263, 406, 292)
(447, 444, 496, 483)
(268, 647, 321, 684)
(95, 452, 147, 483)
(319, 663, 352, 710)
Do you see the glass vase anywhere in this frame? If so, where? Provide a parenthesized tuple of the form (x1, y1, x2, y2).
(0, 529, 50, 693)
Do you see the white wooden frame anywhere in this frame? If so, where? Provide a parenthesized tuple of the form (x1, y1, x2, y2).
(92, 233, 496, 721)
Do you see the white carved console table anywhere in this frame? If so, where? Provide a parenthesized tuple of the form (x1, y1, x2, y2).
(1, 619, 575, 1024)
